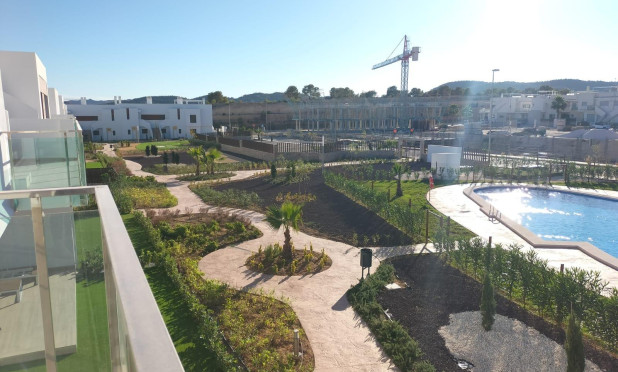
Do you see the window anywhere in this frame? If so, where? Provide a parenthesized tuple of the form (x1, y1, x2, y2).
(113, 130, 116, 136)
(178, 129, 182, 134)
(126, 108, 130, 120)
(76, 116, 99, 121)
(93, 130, 100, 135)
(177, 109, 180, 120)
(161, 128, 167, 134)
(111, 109, 115, 121)
(128, 129, 131, 135)
(571, 103, 578, 110)
(582, 101, 587, 107)
(40, 92, 49, 119)
(141, 114, 165, 120)
(141, 129, 148, 134)
(190, 114, 197, 123)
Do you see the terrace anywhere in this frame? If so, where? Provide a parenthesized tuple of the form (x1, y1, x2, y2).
(0, 186, 183, 371)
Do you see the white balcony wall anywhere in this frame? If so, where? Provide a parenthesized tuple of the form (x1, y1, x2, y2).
(0, 51, 48, 119)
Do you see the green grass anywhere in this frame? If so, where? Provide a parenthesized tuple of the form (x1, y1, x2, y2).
(85, 161, 103, 169)
(121, 214, 217, 371)
(365, 179, 475, 240)
(135, 140, 190, 151)
(0, 213, 110, 372)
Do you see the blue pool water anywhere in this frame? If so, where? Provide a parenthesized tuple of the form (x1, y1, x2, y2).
(474, 187, 618, 258)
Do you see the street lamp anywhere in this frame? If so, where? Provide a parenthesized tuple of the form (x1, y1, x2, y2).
(488, 68, 500, 163)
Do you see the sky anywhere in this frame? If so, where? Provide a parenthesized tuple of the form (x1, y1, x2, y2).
(1, 0, 617, 100)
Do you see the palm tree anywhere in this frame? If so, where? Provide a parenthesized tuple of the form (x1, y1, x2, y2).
(266, 202, 303, 260)
(187, 147, 204, 176)
(392, 163, 404, 197)
(203, 147, 223, 174)
(551, 96, 567, 120)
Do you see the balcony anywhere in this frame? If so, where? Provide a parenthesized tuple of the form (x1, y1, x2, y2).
(0, 186, 183, 371)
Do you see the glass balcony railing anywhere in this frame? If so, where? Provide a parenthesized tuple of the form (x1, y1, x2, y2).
(0, 186, 183, 372)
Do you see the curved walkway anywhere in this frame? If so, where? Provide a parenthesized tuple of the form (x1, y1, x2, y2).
(428, 184, 618, 289)
(124, 158, 423, 371)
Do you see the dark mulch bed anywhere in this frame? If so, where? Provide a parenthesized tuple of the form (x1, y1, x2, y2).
(377, 254, 618, 372)
(212, 169, 412, 246)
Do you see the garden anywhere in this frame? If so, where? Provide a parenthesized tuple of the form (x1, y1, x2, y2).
(123, 210, 315, 371)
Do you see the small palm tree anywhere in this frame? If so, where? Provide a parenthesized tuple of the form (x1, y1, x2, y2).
(187, 147, 204, 176)
(203, 147, 223, 174)
(392, 163, 404, 197)
(266, 202, 303, 260)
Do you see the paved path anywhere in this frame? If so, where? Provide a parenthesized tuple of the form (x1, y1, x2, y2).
(124, 158, 425, 371)
(429, 183, 618, 289)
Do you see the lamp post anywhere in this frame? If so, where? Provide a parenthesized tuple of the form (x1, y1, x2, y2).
(488, 68, 499, 164)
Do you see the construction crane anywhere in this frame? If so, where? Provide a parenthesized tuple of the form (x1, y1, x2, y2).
(372, 35, 420, 96)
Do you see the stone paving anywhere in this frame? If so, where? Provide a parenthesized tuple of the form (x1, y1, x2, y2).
(123, 157, 424, 371)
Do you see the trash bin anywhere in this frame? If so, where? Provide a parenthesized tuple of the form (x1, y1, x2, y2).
(360, 248, 372, 268)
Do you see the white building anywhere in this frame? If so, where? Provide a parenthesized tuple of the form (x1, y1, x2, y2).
(67, 96, 215, 141)
(491, 87, 618, 128)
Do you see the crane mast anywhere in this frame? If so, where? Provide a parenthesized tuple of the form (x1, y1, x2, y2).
(372, 35, 420, 96)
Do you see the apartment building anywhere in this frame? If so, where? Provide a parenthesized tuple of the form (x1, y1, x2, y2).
(0, 51, 182, 370)
(491, 87, 618, 127)
(68, 96, 215, 141)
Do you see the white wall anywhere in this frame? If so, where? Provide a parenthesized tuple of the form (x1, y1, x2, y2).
(427, 145, 461, 163)
(0, 51, 48, 120)
(431, 153, 461, 180)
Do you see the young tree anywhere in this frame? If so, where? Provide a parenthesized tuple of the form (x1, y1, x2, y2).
(565, 309, 585, 372)
(151, 144, 158, 156)
(187, 147, 203, 176)
(392, 163, 404, 197)
(145, 145, 151, 157)
(480, 272, 496, 331)
(171, 151, 180, 165)
(265, 202, 303, 260)
(271, 163, 277, 179)
(162, 151, 169, 172)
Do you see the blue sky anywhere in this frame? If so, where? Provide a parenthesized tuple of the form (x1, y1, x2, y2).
(2, 0, 616, 99)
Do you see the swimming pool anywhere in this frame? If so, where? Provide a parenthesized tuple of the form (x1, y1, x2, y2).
(474, 187, 618, 259)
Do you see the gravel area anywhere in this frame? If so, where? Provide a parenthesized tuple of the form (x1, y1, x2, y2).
(439, 311, 601, 372)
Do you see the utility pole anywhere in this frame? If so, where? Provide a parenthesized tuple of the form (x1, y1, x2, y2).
(488, 68, 499, 164)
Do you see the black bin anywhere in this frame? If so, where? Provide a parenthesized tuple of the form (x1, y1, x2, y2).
(360, 248, 372, 268)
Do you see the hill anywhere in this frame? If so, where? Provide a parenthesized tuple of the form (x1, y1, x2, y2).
(234, 92, 286, 102)
(435, 79, 616, 95)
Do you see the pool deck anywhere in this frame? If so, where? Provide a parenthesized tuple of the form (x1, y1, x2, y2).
(429, 183, 618, 290)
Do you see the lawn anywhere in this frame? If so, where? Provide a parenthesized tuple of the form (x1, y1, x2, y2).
(122, 214, 217, 371)
(135, 140, 190, 151)
(365, 179, 475, 240)
(85, 161, 103, 169)
(0, 213, 110, 372)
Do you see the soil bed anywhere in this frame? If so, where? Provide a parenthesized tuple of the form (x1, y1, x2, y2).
(246, 246, 332, 276)
(377, 254, 618, 372)
(213, 169, 412, 246)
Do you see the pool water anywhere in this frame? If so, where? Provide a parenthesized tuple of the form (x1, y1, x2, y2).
(474, 187, 618, 258)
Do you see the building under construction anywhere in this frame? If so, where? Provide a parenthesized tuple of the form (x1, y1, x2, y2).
(287, 96, 489, 132)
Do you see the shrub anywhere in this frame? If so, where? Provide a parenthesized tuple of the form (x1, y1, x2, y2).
(79, 250, 104, 280)
(565, 309, 585, 372)
(347, 264, 433, 371)
(480, 272, 496, 331)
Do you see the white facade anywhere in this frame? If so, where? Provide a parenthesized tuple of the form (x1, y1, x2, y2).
(67, 98, 215, 141)
(491, 87, 618, 127)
